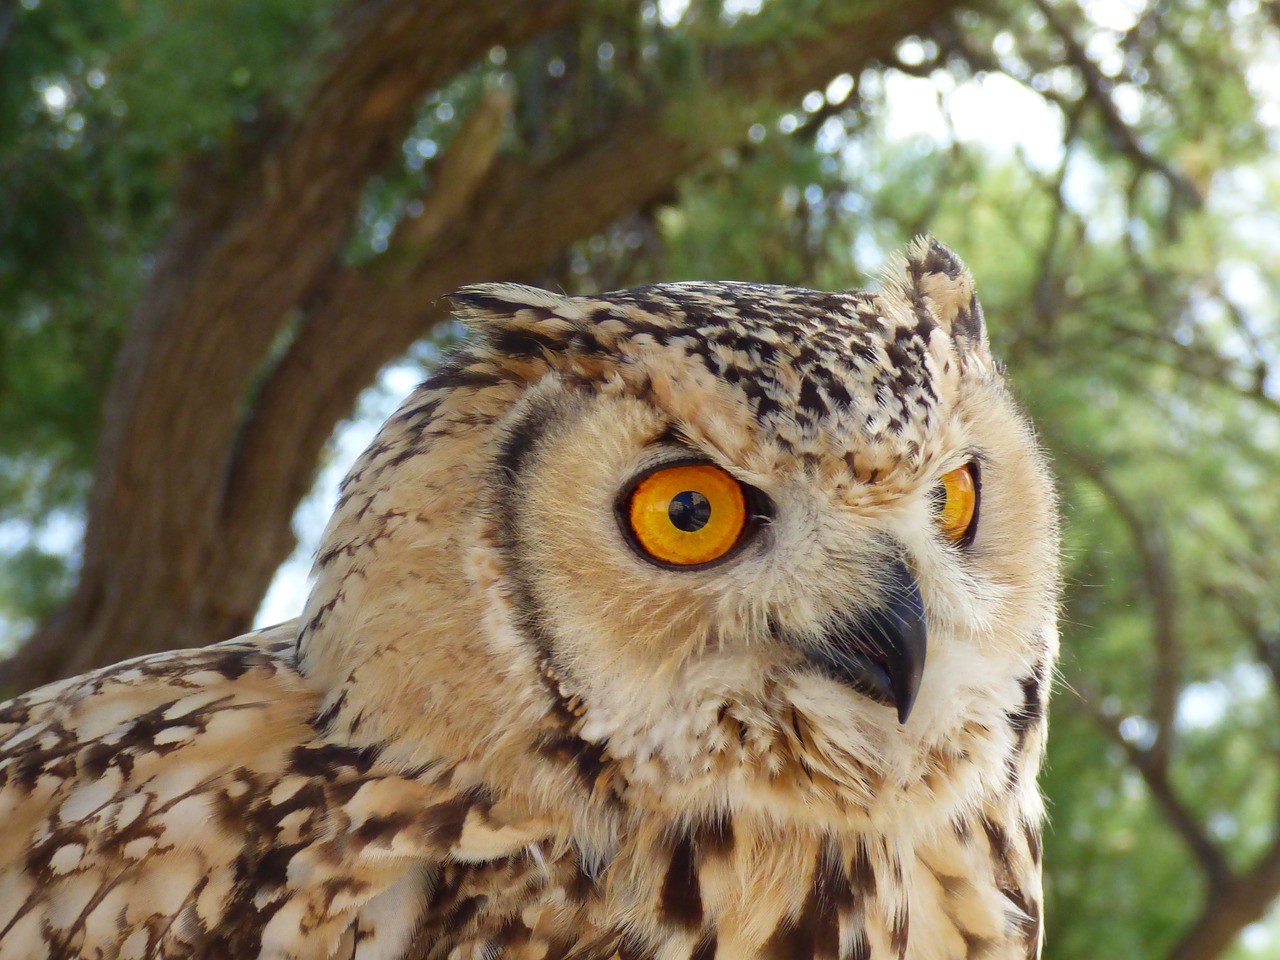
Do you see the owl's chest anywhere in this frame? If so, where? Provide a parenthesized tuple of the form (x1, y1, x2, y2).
(397, 848, 612, 960)
(393, 839, 873, 960)
(394, 813, 1033, 960)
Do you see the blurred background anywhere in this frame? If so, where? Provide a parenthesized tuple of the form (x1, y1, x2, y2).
(1, 0, 1278, 956)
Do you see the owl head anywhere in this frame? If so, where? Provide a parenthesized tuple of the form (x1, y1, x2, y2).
(298, 237, 1058, 836)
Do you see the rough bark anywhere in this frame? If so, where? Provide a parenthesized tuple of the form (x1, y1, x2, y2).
(1168, 845, 1280, 960)
(2, 0, 960, 693)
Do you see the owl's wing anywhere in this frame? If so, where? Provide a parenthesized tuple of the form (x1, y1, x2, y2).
(0, 625, 552, 960)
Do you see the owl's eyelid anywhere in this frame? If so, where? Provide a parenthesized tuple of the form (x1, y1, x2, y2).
(631, 454, 773, 517)
(650, 421, 697, 448)
(933, 450, 985, 481)
(622, 455, 743, 500)
(634, 433, 740, 482)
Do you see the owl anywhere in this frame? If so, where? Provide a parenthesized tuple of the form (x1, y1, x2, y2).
(0, 237, 1059, 960)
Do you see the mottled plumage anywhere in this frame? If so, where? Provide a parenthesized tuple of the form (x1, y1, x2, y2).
(0, 238, 1059, 959)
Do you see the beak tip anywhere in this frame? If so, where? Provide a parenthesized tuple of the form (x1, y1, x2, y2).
(891, 623, 926, 725)
(894, 673, 922, 723)
(807, 555, 928, 727)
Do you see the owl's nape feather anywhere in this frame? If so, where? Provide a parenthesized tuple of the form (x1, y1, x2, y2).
(0, 237, 1059, 960)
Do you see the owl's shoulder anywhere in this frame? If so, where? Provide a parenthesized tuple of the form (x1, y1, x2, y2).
(0, 624, 319, 834)
(1, 623, 308, 748)
(0, 626, 560, 959)
(0, 626, 312, 956)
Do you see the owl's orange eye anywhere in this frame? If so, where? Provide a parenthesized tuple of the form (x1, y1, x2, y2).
(932, 463, 979, 546)
(625, 463, 748, 567)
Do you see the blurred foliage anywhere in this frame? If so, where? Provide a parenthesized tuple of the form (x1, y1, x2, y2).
(4, 0, 1280, 956)
(0, 0, 340, 640)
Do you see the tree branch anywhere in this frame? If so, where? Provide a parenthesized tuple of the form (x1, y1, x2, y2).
(1028, 106, 1084, 338)
(1070, 685, 1230, 889)
(1167, 842, 1280, 960)
(1026, 0, 1201, 205)
(1063, 450, 1182, 775)
(1062, 446, 1280, 958)
(1, 0, 578, 691)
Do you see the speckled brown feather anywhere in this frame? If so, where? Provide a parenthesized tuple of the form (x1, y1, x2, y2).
(0, 626, 554, 960)
(0, 237, 1058, 959)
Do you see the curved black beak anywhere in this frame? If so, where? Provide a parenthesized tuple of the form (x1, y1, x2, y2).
(804, 557, 927, 724)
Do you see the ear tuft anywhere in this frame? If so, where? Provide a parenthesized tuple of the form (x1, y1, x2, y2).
(447, 283, 571, 325)
(881, 236, 989, 356)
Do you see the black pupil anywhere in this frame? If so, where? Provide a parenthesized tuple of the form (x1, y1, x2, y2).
(668, 491, 712, 532)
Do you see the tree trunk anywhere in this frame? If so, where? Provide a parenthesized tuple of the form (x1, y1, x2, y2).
(1167, 847, 1280, 960)
(1, 0, 960, 694)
